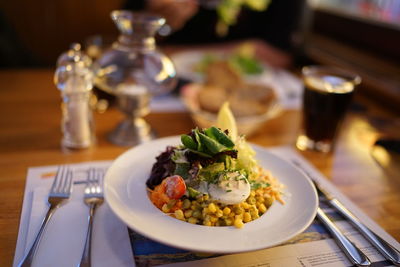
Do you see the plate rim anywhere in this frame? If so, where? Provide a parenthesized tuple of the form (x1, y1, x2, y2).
(104, 136, 318, 254)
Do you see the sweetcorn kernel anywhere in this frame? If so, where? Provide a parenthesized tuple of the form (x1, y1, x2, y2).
(197, 195, 206, 202)
(225, 218, 233, 226)
(251, 212, 259, 220)
(161, 203, 170, 213)
(188, 217, 198, 224)
(203, 220, 212, 226)
(235, 214, 243, 220)
(174, 209, 184, 220)
(264, 197, 274, 207)
(241, 202, 250, 210)
(182, 199, 191, 209)
(184, 210, 193, 218)
(256, 196, 264, 203)
(192, 210, 202, 219)
(210, 216, 218, 223)
(223, 207, 231, 215)
(202, 207, 209, 216)
(258, 203, 267, 213)
(233, 206, 244, 215)
(216, 210, 224, 218)
(247, 197, 256, 204)
(234, 218, 244, 228)
(243, 212, 252, 223)
(208, 203, 217, 213)
(191, 201, 200, 210)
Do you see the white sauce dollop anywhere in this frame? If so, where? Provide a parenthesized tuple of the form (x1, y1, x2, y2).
(208, 171, 251, 205)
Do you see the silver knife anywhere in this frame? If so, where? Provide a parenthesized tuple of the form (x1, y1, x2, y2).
(291, 159, 400, 266)
(317, 207, 371, 266)
(314, 179, 400, 266)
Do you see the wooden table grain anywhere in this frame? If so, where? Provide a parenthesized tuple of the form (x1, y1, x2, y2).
(0, 69, 399, 265)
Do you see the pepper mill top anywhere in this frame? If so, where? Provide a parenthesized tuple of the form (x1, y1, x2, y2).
(54, 43, 93, 94)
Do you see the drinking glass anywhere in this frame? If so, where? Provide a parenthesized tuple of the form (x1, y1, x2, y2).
(296, 66, 361, 153)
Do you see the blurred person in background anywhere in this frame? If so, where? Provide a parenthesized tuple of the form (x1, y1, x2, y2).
(124, 0, 308, 68)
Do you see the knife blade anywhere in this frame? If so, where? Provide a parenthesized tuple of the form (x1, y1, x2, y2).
(291, 159, 400, 266)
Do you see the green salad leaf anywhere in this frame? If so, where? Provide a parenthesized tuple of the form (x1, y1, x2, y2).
(230, 55, 263, 75)
(180, 127, 235, 157)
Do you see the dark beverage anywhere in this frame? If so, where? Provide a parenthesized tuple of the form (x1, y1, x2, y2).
(297, 67, 360, 152)
(303, 75, 354, 142)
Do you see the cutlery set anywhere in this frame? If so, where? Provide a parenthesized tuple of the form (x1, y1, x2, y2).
(17, 161, 400, 267)
(18, 166, 104, 267)
(292, 159, 400, 267)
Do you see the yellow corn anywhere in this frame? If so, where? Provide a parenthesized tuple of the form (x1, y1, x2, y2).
(233, 206, 244, 215)
(223, 207, 231, 215)
(188, 217, 198, 224)
(174, 209, 185, 220)
(235, 214, 243, 220)
(210, 216, 218, 223)
(225, 218, 233, 226)
(258, 203, 267, 213)
(247, 197, 256, 204)
(192, 210, 202, 219)
(184, 209, 193, 218)
(243, 212, 252, 223)
(161, 188, 278, 228)
(203, 220, 212, 226)
(241, 202, 250, 210)
(216, 210, 223, 218)
(208, 203, 217, 213)
(161, 203, 170, 213)
(182, 199, 191, 209)
(234, 218, 244, 228)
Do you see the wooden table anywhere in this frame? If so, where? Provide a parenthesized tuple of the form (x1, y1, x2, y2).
(0, 69, 399, 265)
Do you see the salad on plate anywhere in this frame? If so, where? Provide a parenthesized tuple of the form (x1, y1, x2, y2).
(146, 103, 285, 228)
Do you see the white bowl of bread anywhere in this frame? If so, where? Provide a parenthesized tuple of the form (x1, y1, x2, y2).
(181, 60, 282, 136)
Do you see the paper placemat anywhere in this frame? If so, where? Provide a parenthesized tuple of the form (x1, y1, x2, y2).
(13, 147, 399, 267)
(13, 161, 135, 267)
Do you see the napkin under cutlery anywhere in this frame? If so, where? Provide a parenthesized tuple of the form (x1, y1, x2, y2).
(14, 185, 135, 267)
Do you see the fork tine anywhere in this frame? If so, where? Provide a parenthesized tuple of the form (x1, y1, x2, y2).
(98, 170, 104, 191)
(86, 168, 96, 194)
(63, 168, 73, 194)
(89, 168, 95, 186)
(50, 165, 64, 193)
(50, 165, 73, 195)
(84, 168, 104, 195)
(96, 169, 102, 193)
(89, 168, 96, 182)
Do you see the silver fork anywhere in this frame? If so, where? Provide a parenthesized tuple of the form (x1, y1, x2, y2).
(79, 168, 104, 267)
(19, 165, 73, 267)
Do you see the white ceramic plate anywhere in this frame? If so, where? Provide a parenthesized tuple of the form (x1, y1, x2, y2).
(171, 50, 273, 83)
(104, 136, 318, 254)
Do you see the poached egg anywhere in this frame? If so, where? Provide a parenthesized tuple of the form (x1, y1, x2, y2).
(208, 171, 251, 205)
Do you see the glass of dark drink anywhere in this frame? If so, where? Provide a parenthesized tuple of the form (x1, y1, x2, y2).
(296, 66, 361, 153)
